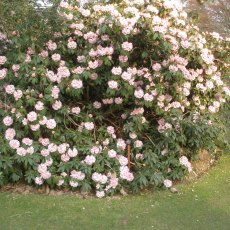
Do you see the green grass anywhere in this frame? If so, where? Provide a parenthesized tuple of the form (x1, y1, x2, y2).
(0, 156, 229, 230)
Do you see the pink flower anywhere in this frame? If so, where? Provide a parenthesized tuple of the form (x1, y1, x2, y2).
(69, 181, 78, 187)
(67, 40, 77, 49)
(61, 154, 70, 162)
(136, 153, 144, 160)
(179, 156, 192, 172)
(22, 118, 28, 125)
(39, 50, 48, 58)
(0, 56, 7, 65)
(57, 143, 68, 154)
(77, 55, 86, 63)
(16, 147, 27, 156)
(0, 68, 7, 80)
(93, 101, 102, 109)
(57, 66, 70, 79)
(80, 9, 91, 17)
(51, 86, 60, 99)
(48, 143, 57, 152)
(5, 128, 16, 140)
(102, 98, 114, 104)
(71, 79, 83, 89)
(67, 148, 78, 157)
(71, 107, 81, 114)
(9, 139, 20, 149)
(205, 81, 214, 89)
(41, 171, 51, 180)
(84, 31, 98, 43)
(13, 90, 23, 101)
(41, 149, 50, 157)
(35, 177, 43, 185)
(118, 155, 128, 166)
(103, 138, 110, 146)
(130, 107, 144, 116)
(47, 71, 57, 82)
(27, 146, 34, 154)
(108, 149, 117, 158)
(115, 97, 123, 104)
(38, 164, 47, 174)
(163, 179, 172, 188)
(27, 111, 37, 122)
(122, 42, 133, 51)
(35, 101, 44, 111)
(208, 105, 216, 113)
(39, 138, 50, 146)
(119, 55, 128, 63)
(119, 166, 134, 181)
(73, 66, 84, 74)
(88, 60, 99, 69)
(52, 100, 62, 110)
(51, 53, 61, 62)
(213, 101, 220, 108)
(106, 177, 119, 190)
(117, 139, 126, 150)
(107, 126, 115, 135)
(46, 40, 57, 50)
(108, 80, 118, 89)
(181, 40, 191, 49)
(101, 34, 109, 41)
(152, 63, 161, 71)
(111, 67, 122, 75)
(90, 73, 98, 80)
(92, 172, 102, 182)
(129, 132, 137, 139)
(3, 116, 13, 126)
(46, 119, 57, 129)
(22, 138, 33, 146)
(57, 179, 64, 186)
(96, 191, 105, 198)
(84, 155, 96, 165)
(5, 85, 15, 94)
(84, 122, 94, 130)
(30, 124, 40, 131)
(144, 93, 154, 101)
(134, 140, 143, 148)
(70, 170, 85, 180)
(90, 146, 101, 155)
(39, 116, 47, 126)
(89, 49, 98, 57)
(134, 89, 144, 99)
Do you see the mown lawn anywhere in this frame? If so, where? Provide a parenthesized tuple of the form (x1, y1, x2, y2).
(0, 155, 229, 230)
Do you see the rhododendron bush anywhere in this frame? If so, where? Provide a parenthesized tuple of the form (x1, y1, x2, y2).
(0, 0, 229, 197)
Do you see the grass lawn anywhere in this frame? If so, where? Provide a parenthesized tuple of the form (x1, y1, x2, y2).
(0, 155, 229, 230)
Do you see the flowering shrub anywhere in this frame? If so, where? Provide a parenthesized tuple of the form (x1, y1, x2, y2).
(0, 0, 229, 197)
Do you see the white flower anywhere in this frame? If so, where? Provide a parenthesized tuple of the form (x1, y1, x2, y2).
(84, 122, 94, 130)
(122, 42, 133, 51)
(163, 179, 172, 188)
(84, 155, 96, 165)
(134, 89, 144, 99)
(71, 79, 83, 89)
(108, 80, 118, 89)
(134, 140, 143, 148)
